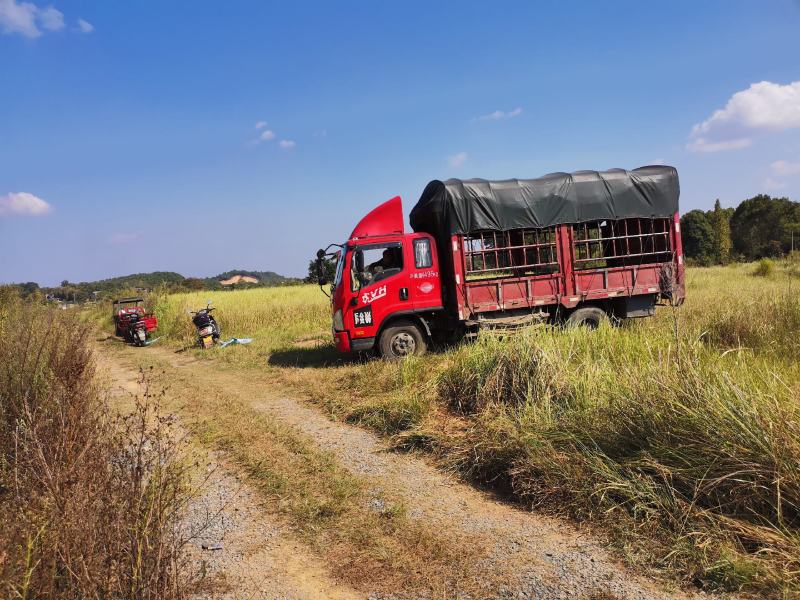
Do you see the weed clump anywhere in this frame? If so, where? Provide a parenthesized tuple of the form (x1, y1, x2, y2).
(752, 258, 776, 277)
(0, 300, 192, 599)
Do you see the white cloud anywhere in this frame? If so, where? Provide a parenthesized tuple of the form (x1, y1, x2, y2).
(247, 124, 276, 146)
(108, 232, 141, 244)
(251, 122, 299, 148)
(76, 18, 93, 33)
(0, 0, 40, 37)
(770, 159, 800, 176)
(38, 5, 62, 31)
(0, 192, 53, 216)
(686, 137, 752, 153)
(687, 81, 800, 152)
(474, 107, 523, 122)
(0, 0, 65, 37)
(448, 151, 468, 168)
(763, 177, 787, 191)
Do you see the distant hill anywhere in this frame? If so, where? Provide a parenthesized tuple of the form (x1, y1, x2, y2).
(37, 271, 186, 301)
(87, 271, 186, 292)
(9, 269, 298, 302)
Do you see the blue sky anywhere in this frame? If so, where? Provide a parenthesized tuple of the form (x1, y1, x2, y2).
(2, 1, 800, 285)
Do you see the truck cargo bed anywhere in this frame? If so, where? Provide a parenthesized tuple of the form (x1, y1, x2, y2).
(452, 216, 683, 318)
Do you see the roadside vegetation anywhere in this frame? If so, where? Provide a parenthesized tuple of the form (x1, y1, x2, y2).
(102, 258, 800, 596)
(0, 292, 193, 599)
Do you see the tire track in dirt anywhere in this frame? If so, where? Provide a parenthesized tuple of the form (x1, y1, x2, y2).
(100, 341, 704, 600)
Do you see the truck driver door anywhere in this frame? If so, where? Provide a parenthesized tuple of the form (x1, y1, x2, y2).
(348, 241, 408, 342)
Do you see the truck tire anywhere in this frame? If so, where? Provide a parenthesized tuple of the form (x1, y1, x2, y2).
(566, 306, 608, 329)
(378, 320, 427, 359)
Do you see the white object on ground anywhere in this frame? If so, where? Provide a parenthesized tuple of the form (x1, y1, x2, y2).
(219, 338, 253, 348)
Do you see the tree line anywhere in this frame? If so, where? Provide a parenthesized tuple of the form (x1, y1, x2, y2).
(681, 194, 800, 265)
(6, 270, 300, 302)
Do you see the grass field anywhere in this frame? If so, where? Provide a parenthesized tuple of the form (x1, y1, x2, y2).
(147, 285, 330, 364)
(134, 261, 800, 595)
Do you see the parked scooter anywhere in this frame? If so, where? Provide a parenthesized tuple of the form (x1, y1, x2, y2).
(126, 313, 150, 346)
(190, 301, 221, 349)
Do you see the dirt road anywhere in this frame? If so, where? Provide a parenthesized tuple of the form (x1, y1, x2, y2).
(97, 340, 700, 600)
(99, 352, 361, 600)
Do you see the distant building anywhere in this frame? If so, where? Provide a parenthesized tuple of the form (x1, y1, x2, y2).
(219, 275, 259, 287)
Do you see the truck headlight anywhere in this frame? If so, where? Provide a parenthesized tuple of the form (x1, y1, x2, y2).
(333, 309, 344, 332)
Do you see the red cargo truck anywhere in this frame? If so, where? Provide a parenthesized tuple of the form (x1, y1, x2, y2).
(316, 166, 684, 358)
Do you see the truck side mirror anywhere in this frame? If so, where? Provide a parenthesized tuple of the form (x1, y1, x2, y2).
(354, 250, 364, 272)
(316, 249, 326, 259)
(315, 258, 328, 286)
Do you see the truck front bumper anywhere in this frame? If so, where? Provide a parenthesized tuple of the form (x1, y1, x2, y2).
(350, 336, 375, 352)
(334, 331, 375, 353)
(334, 331, 350, 352)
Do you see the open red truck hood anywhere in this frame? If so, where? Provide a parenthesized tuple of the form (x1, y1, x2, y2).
(350, 196, 404, 240)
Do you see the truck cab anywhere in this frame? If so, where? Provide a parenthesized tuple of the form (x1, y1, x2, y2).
(325, 196, 443, 358)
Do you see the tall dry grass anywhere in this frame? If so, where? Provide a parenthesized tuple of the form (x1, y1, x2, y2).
(0, 294, 192, 599)
(430, 326, 800, 592)
(146, 285, 330, 364)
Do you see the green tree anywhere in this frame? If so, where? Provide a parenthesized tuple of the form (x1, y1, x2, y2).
(730, 194, 800, 260)
(306, 257, 336, 284)
(19, 282, 40, 297)
(710, 199, 732, 264)
(787, 222, 800, 255)
(183, 277, 206, 290)
(680, 210, 714, 265)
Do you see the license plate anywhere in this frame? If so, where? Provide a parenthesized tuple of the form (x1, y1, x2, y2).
(353, 306, 373, 327)
(202, 335, 213, 349)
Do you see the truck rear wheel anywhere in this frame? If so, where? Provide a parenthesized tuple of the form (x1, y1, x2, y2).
(378, 320, 427, 359)
(566, 306, 608, 329)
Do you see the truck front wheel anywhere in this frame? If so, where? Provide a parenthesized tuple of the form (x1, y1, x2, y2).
(378, 320, 427, 359)
(566, 306, 608, 329)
